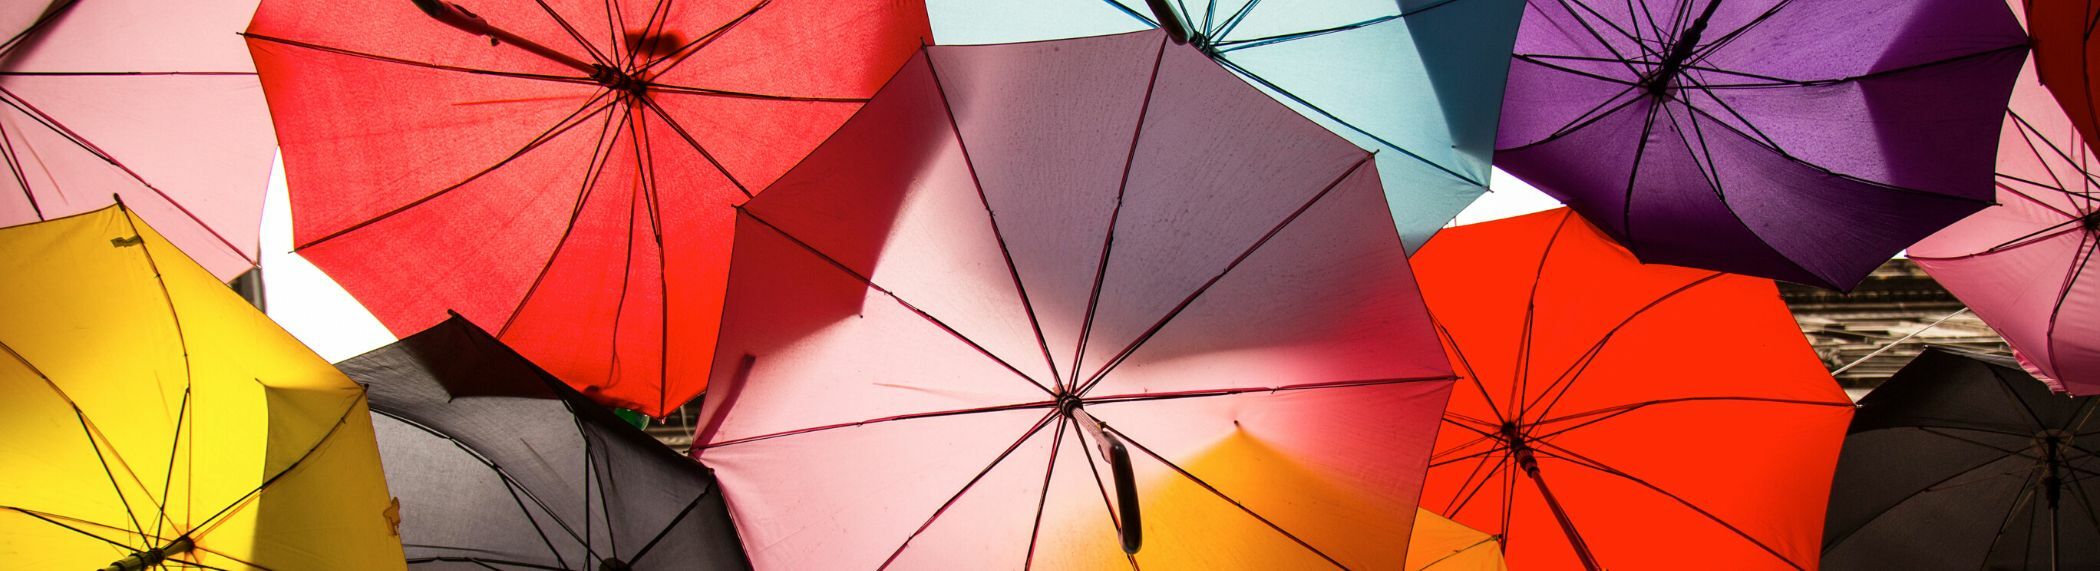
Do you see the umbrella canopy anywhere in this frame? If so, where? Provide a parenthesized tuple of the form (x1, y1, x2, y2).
(1494, 0, 2028, 290)
(2026, 0, 2100, 150)
(928, 0, 1525, 251)
(692, 31, 1457, 569)
(0, 205, 402, 569)
(1414, 209, 1853, 570)
(1911, 9, 2099, 395)
(1821, 347, 2100, 570)
(244, 0, 931, 416)
(1, 0, 278, 280)
(339, 315, 746, 570)
(1407, 509, 1507, 571)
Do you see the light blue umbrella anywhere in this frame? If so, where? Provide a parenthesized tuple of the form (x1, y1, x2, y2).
(930, 0, 1524, 250)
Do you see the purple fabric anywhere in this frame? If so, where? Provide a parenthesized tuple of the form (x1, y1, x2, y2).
(1493, 0, 2028, 290)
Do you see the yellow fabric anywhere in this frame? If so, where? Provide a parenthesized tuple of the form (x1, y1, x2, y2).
(0, 206, 403, 570)
(1406, 509, 1507, 571)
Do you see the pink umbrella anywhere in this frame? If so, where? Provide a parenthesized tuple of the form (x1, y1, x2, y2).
(692, 31, 1456, 569)
(1911, 4, 2099, 394)
(0, 0, 277, 280)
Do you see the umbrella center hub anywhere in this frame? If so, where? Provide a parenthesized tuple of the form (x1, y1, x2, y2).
(1057, 393, 1084, 416)
(2083, 212, 2099, 233)
(103, 536, 192, 571)
(592, 65, 649, 96)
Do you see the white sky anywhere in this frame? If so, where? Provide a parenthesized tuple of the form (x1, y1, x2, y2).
(258, 154, 1567, 362)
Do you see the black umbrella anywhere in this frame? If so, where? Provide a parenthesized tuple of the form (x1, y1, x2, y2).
(339, 314, 747, 570)
(1823, 347, 2100, 570)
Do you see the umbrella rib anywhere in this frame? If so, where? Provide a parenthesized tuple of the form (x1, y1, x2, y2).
(1069, 35, 1170, 389)
(1687, 46, 2029, 90)
(3, 506, 137, 551)
(239, 34, 597, 86)
(497, 99, 625, 338)
(1439, 442, 1510, 517)
(1532, 439, 1809, 569)
(0, 118, 42, 219)
(697, 399, 1058, 450)
(1989, 361, 2056, 431)
(2045, 234, 2099, 375)
(2007, 109, 2100, 209)
(1210, 0, 1260, 42)
(638, 0, 770, 77)
(1208, 14, 1399, 52)
(0, 0, 77, 55)
(1021, 415, 1069, 571)
(405, 556, 571, 570)
(922, 49, 1065, 391)
(1676, 71, 1784, 154)
(1680, 0, 1796, 66)
(1212, 56, 1482, 186)
(1612, 91, 1666, 254)
(1528, 396, 1852, 441)
(1978, 466, 2047, 570)
(1520, 272, 1731, 422)
(876, 411, 1058, 570)
(1561, 0, 1667, 62)
(531, 0, 614, 67)
(1657, 83, 1832, 285)
(187, 396, 364, 540)
(119, 204, 202, 538)
(373, 409, 588, 562)
(1075, 155, 1373, 396)
(1415, 535, 1502, 571)
(1822, 448, 2029, 550)
(1105, 425, 1351, 569)
(1495, 84, 1644, 152)
(634, 0, 678, 70)
(1067, 418, 1143, 571)
(1672, 78, 1992, 203)
(733, 210, 1057, 395)
(296, 92, 619, 251)
(643, 83, 867, 103)
(1434, 318, 1508, 422)
(1993, 175, 2086, 221)
(1546, 0, 1655, 76)
(0, 87, 261, 269)
(1510, 212, 1579, 421)
(0, 338, 159, 540)
(633, 95, 752, 198)
(1082, 374, 1458, 405)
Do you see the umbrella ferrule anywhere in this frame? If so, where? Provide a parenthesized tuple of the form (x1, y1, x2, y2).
(102, 536, 193, 571)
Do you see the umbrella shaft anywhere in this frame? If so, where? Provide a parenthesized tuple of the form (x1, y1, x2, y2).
(1515, 446, 1603, 571)
(1648, 0, 1725, 92)
(410, 0, 598, 74)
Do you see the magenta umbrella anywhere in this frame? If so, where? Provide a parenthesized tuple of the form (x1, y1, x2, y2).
(1911, 15, 2099, 395)
(0, 0, 277, 280)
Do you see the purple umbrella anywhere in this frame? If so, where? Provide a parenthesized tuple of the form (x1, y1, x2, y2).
(1493, 0, 2027, 290)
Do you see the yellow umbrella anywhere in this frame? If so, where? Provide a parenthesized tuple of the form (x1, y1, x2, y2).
(0, 204, 402, 569)
(1407, 509, 1506, 571)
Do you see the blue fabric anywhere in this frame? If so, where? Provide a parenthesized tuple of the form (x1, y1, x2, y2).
(928, 0, 1524, 251)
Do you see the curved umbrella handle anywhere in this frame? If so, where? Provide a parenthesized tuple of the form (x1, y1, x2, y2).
(1075, 409, 1143, 554)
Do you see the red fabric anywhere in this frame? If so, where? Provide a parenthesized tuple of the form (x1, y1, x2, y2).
(246, 0, 930, 416)
(693, 31, 1455, 569)
(0, 0, 277, 280)
(2029, 0, 2100, 150)
(1413, 209, 1854, 570)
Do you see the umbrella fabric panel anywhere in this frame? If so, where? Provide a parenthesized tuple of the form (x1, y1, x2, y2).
(1414, 209, 1852, 570)
(0, 206, 401, 569)
(1407, 509, 1506, 571)
(342, 316, 746, 569)
(926, 0, 1525, 250)
(247, 0, 931, 416)
(0, 0, 276, 280)
(697, 30, 1453, 569)
(1493, 0, 2027, 290)
(1821, 349, 2100, 569)
(1911, 19, 2100, 393)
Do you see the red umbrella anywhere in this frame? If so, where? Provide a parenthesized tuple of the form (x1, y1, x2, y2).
(1, 0, 278, 280)
(1414, 209, 1854, 570)
(692, 31, 1456, 569)
(244, 0, 930, 416)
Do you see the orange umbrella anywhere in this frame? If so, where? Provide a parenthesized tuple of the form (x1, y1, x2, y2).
(1413, 209, 1854, 570)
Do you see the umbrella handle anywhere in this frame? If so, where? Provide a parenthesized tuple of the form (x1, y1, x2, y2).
(1075, 409, 1144, 554)
(409, 0, 601, 75)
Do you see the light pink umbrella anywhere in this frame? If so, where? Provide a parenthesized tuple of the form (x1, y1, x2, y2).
(1911, 4, 2098, 393)
(0, 0, 276, 280)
